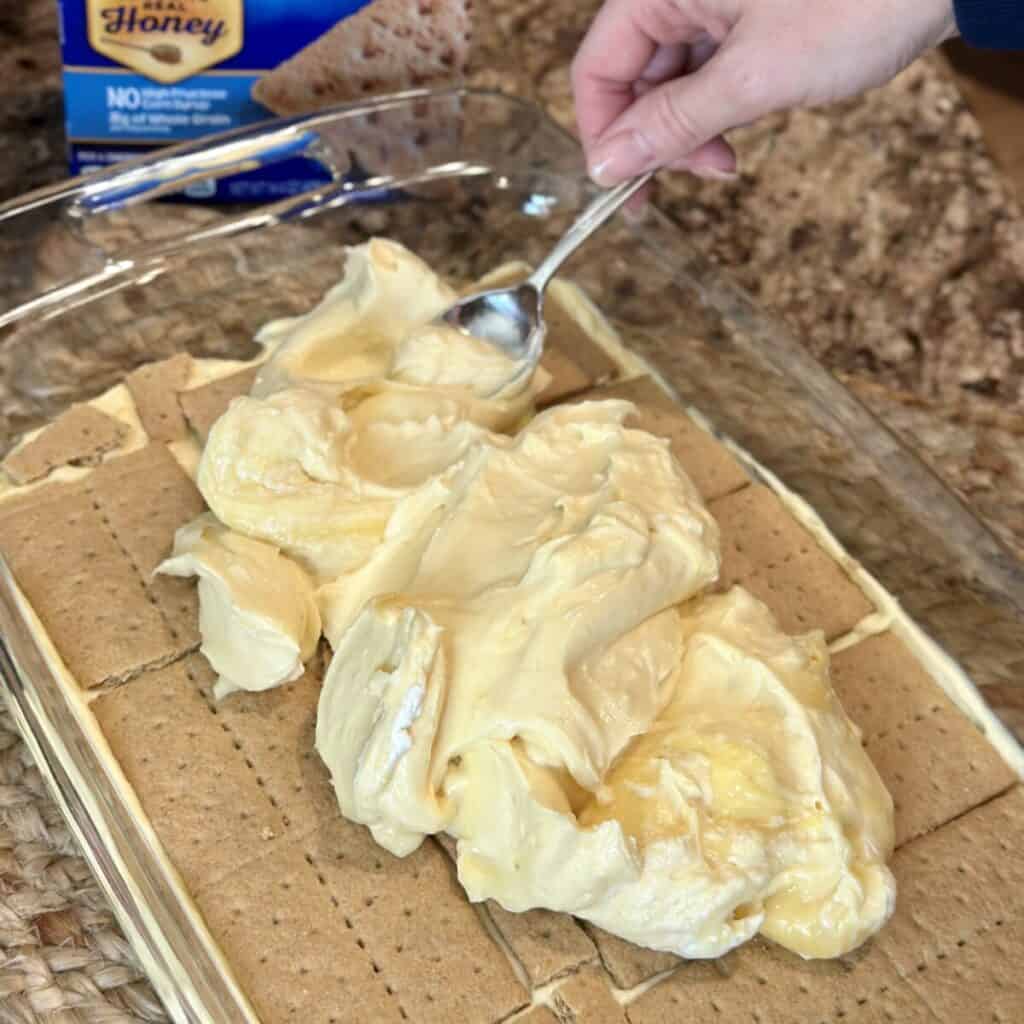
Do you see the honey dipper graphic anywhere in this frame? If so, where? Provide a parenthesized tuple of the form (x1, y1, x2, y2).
(102, 36, 183, 65)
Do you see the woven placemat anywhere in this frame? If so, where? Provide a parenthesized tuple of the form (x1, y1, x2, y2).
(0, 706, 168, 1023)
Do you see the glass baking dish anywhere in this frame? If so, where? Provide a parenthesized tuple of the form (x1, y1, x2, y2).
(0, 88, 1022, 1023)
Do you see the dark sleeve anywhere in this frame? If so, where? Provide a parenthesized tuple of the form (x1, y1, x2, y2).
(954, 0, 1024, 48)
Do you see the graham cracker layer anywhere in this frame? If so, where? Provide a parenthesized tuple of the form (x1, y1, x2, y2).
(92, 656, 286, 893)
(877, 784, 1024, 978)
(538, 348, 592, 406)
(178, 367, 259, 441)
(5, 360, 1017, 1023)
(193, 815, 531, 1024)
(193, 831, 405, 1024)
(709, 483, 875, 640)
(2, 403, 126, 484)
(583, 924, 681, 991)
(517, 1008, 560, 1023)
(190, 657, 339, 838)
(87, 444, 206, 649)
(125, 354, 193, 442)
(628, 933, 927, 1024)
(436, 835, 598, 988)
(484, 902, 598, 988)
(0, 480, 181, 688)
(551, 966, 629, 1022)
(833, 634, 1017, 846)
(542, 287, 618, 393)
(864, 698, 1016, 848)
(830, 631, 948, 739)
(302, 820, 529, 1023)
(898, 915, 1024, 1024)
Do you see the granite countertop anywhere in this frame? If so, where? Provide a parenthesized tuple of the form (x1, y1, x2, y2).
(0, 1, 1022, 1017)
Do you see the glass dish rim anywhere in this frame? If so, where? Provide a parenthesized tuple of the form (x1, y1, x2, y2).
(0, 86, 1022, 1024)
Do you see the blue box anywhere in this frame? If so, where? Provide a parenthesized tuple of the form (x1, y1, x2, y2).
(58, 1, 371, 200)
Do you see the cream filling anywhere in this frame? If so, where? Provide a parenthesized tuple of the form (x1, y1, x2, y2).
(314, 400, 723, 866)
(318, 584, 895, 960)
(248, 238, 545, 433)
(156, 514, 321, 699)
(19, 237, 1021, 974)
(184, 238, 899, 961)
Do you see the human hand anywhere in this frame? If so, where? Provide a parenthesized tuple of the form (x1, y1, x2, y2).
(572, 0, 957, 187)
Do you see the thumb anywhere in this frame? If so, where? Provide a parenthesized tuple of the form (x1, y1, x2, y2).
(588, 51, 761, 186)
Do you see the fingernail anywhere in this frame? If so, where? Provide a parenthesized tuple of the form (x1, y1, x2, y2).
(695, 166, 739, 182)
(700, 165, 741, 182)
(589, 131, 656, 187)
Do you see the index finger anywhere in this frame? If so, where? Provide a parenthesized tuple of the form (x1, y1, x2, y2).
(572, 0, 658, 148)
(571, 0, 720, 148)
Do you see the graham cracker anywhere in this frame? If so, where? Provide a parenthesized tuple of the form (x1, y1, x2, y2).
(551, 966, 629, 1022)
(125, 354, 193, 443)
(830, 631, 949, 741)
(583, 924, 680, 991)
(628, 935, 929, 1024)
(485, 902, 598, 988)
(0, 481, 180, 688)
(436, 833, 598, 987)
(577, 377, 750, 501)
(534, 286, 624, 407)
(878, 785, 1024, 977)
(299, 818, 529, 1023)
(866, 708, 1015, 849)
(193, 833, 404, 1024)
(898, 915, 1024, 1024)
(87, 444, 206, 648)
(189, 657, 338, 838)
(178, 367, 258, 441)
(709, 484, 875, 640)
(537, 348, 592, 406)
(542, 287, 619, 394)
(516, 1007, 559, 1023)
(2, 404, 126, 484)
(435, 829, 458, 860)
(92, 656, 285, 893)
(833, 633, 1016, 847)
(251, 0, 471, 117)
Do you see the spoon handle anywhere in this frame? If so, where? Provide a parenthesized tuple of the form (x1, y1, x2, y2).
(527, 171, 654, 293)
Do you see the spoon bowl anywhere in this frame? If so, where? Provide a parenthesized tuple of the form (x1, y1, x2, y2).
(436, 171, 652, 394)
(442, 281, 543, 359)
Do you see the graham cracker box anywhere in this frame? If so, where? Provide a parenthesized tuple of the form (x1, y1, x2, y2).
(56, 0, 472, 200)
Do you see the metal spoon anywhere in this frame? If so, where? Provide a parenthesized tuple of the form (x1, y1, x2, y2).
(440, 171, 653, 393)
